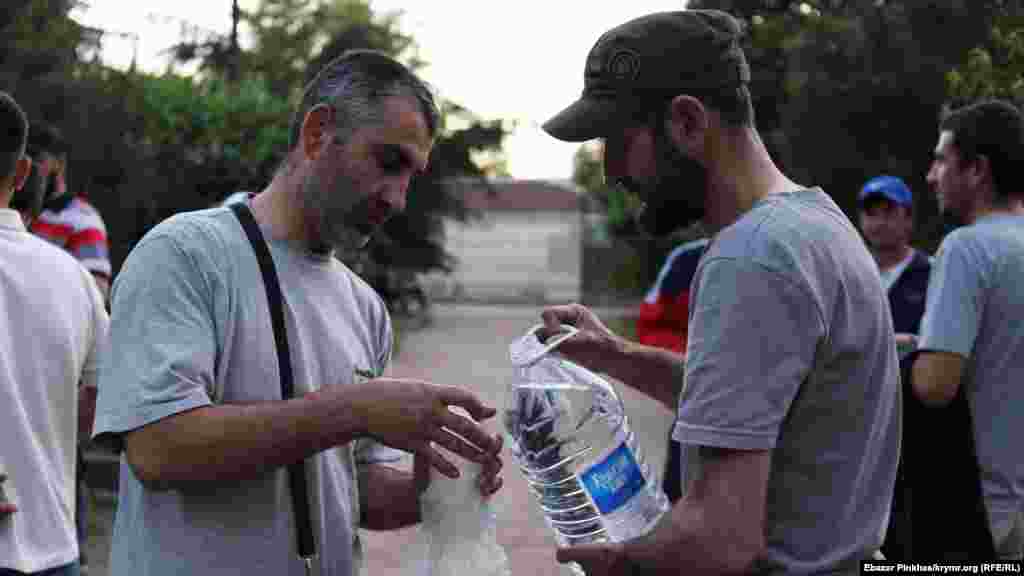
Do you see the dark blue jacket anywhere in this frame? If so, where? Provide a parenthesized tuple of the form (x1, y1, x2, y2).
(888, 249, 931, 335)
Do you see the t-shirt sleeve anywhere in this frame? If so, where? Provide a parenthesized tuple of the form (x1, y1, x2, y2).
(92, 233, 216, 448)
(673, 257, 825, 451)
(918, 232, 986, 358)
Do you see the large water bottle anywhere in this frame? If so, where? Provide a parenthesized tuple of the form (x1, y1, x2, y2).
(505, 325, 669, 574)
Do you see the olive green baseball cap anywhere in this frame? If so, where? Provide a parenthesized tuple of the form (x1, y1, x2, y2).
(543, 10, 751, 142)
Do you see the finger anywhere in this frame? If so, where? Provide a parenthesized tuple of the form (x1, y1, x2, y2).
(437, 386, 496, 422)
(430, 427, 490, 464)
(413, 451, 430, 493)
(415, 444, 460, 479)
(540, 305, 577, 338)
(478, 474, 503, 497)
(555, 543, 614, 565)
(438, 410, 500, 453)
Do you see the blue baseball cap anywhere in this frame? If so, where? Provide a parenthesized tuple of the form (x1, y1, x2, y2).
(859, 175, 913, 208)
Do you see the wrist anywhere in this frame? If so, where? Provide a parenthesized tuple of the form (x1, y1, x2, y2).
(311, 384, 369, 443)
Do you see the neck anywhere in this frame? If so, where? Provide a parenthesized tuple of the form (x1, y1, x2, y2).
(703, 127, 801, 234)
(873, 244, 912, 270)
(964, 195, 1024, 225)
(251, 157, 310, 247)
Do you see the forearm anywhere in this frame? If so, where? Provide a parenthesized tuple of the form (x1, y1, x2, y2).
(126, 388, 364, 489)
(358, 464, 420, 530)
(604, 339, 685, 410)
(622, 498, 757, 575)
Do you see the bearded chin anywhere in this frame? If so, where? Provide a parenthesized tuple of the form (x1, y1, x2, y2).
(637, 185, 705, 237)
(302, 172, 374, 255)
(635, 137, 708, 238)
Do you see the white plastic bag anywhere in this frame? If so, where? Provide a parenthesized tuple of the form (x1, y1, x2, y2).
(417, 409, 511, 576)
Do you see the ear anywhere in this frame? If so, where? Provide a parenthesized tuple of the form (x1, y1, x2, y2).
(970, 154, 991, 191)
(300, 103, 336, 162)
(13, 156, 31, 192)
(665, 95, 708, 156)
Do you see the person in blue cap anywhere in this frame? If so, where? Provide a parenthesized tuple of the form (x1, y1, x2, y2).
(857, 175, 933, 560)
(857, 175, 932, 351)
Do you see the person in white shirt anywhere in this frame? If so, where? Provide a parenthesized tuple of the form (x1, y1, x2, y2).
(0, 92, 109, 576)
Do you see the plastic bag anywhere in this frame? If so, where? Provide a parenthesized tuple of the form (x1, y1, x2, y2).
(417, 410, 511, 576)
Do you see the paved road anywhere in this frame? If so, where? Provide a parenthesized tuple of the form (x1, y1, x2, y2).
(83, 303, 676, 575)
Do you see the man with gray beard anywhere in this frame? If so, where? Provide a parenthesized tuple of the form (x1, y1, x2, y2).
(92, 50, 503, 576)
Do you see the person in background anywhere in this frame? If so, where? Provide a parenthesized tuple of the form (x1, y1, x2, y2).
(856, 174, 932, 559)
(912, 99, 1024, 560)
(27, 123, 111, 303)
(1, 91, 109, 576)
(857, 175, 931, 352)
(25, 123, 111, 573)
(635, 237, 708, 504)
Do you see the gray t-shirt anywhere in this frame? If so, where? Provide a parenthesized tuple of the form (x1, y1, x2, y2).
(93, 205, 396, 576)
(672, 189, 901, 574)
(918, 212, 1024, 556)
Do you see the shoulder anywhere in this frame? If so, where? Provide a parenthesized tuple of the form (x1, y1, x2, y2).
(664, 238, 710, 269)
(22, 230, 85, 270)
(123, 207, 240, 282)
(934, 226, 985, 263)
(710, 189, 851, 277)
(58, 198, 108, 233)
(22, 232, 103, 299)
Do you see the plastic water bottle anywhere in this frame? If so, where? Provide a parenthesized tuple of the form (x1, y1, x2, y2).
(505, 325, 669, 574)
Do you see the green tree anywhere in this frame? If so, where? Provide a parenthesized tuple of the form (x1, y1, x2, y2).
(946, 14, 1024, 106)
(169, 0, 508, 277)
(0, 0, 90, 90)
(689, 0, 1013, 249)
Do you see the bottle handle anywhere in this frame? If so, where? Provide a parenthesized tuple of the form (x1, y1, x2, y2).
(531, 323, 580, 354)
(511, 324, 581, 367)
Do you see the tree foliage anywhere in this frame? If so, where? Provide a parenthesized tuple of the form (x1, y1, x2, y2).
(2, 0, 508, 280)
(947, 13, 1024, 106)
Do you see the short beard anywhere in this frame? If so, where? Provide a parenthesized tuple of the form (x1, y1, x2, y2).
(299, 165, 373, 257)
(630, 117, 709, 238)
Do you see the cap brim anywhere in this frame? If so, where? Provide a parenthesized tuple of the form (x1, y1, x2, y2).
(542, 97, 622, 143)
(860, 190, 912, 207)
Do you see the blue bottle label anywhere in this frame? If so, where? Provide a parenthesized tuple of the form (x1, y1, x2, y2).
(579, 441, 645, 514)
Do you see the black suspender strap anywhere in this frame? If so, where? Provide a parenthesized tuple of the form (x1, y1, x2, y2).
(230, 202, 317, 572)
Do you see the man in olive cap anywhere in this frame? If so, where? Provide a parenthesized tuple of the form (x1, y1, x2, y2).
(539, 10, 900, 574)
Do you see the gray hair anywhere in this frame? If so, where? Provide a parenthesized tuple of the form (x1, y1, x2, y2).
(288, 50, 440, 154)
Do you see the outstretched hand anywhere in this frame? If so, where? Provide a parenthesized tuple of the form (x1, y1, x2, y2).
(353, 378, 501, 481)
(414, 433, 504, 498)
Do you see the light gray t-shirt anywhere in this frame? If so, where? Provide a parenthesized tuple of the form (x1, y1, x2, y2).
(672, 189, 901, 574)
(93, 205, 397, 576)
(918, 212, 1024, 556)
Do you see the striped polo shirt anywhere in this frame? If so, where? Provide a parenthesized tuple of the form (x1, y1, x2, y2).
(31, 196, 111, 279)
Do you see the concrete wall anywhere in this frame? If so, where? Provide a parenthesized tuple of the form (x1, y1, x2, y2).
(424, 211, 581, 303)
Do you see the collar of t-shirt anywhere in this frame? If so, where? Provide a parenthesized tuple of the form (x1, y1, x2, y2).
(0, 208, 26, 232)
(879, 250, 915, 293)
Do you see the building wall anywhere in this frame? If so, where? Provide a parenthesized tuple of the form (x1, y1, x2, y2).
(424, 211, 581, 303)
